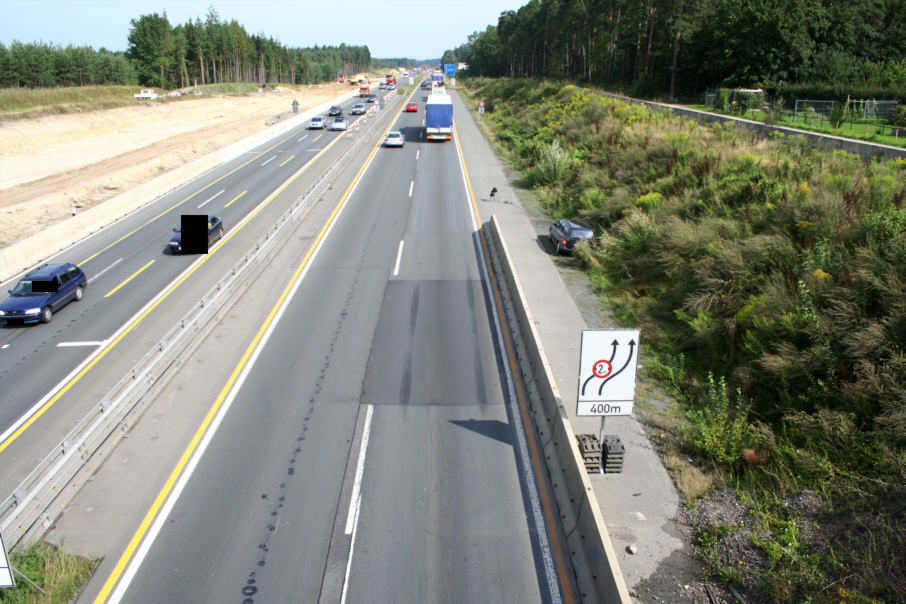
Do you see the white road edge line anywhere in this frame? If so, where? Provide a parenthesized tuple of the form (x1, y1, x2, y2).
(344, 404, 374, 535)
(408, 180, 414, 198)
(87, 258, 123, 284)
(340, 404, 373, 604)
(260, 155, 277, 167)
(56, 341, 106, 348)
(454, 125, 562, 603)
(392, 240, 404, 277)
(196, 189, 224, 209)
(107, 119, 385, 603)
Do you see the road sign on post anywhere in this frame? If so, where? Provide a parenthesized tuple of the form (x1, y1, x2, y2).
(577, 329, 640, 416)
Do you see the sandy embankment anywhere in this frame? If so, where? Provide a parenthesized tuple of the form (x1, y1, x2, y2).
(0, 83, 352, 249)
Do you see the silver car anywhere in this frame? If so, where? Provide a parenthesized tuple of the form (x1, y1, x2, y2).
(329, 117, 348, 131)
(309, 115, 326, 129)
(383, 131, 404, 147)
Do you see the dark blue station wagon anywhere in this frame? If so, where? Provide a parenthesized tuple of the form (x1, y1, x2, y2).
(0, 263, 87, 325)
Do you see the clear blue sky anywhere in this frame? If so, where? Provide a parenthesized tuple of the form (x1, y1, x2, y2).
(0, 0, 525, 60)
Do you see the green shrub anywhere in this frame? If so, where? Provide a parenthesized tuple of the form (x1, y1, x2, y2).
(683, 373, 758, 467)
(635, 191, 663, 211)
(532, 139, 572, 185)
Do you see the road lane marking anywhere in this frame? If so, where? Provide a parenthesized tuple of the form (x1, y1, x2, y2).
(196, 189, 224, 209)
(416, 149, 420, 161)
(1, 344, 9, 350)
(104, 260, 155, 298)
(78, 128, 308, 266)
(95, 106, 391, 604)
(0, 123, 351, 455)
(279, 154, 296, 167)
(56, 341, 105, 347)
(297, 134, 309, 142)
(408, 180, 414, 197)
(224, 190, 247, 208)
(260, 155, 277, 167)
(344, 404, 373, 534)
(393, 240, 404, 277)
(340, 407, 374, 604)
(313, 134, 323, 142)
(87, 258, 123, 284)
(454, 121, 573, 604)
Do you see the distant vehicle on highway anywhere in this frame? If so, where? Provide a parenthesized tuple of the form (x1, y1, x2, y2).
(0, 263, 86, 325)
(309, 116, 326, 129)
(351, 103, 366, 115)
(134, 89, 158, 100)
(169, 215, 223, 254)
(405, 102, 418, 112)
(367, 94, 377, 103)
(379, 82, 388, 89)
(329, 117, 348, 131)
(328, 105, 343, 116)
(548, 219, 596, 254)
(383, 131, 405, 147)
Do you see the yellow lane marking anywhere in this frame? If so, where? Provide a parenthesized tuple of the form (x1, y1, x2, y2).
(94, 109, 388, 604)
(103, 260, 155, 298)
(279, 154, 296, 167)
(0, 122, 351, 455)
(454, 120, 578, 604)
(78, 130, 305, 267)
(224, 190, 247, 208)
(313, 134, 323, 142)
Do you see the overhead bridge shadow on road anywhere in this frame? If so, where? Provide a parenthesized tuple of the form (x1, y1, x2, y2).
(449, 418, 513, 446)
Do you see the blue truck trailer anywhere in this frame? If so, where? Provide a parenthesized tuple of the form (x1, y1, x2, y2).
(425, 95, 453, 141)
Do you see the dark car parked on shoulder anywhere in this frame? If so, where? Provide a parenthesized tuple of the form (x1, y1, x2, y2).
(0, 263, 87, 325)
(548, 219, 596, 254)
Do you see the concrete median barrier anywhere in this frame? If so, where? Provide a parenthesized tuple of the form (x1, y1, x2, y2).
(483, 215, 631, 603)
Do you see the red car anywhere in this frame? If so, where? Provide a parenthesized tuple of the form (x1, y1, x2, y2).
(405, 102, 418, 112)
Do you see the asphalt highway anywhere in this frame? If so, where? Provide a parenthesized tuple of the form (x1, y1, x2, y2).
(65, 92, 573, 602)
(0, 93, 375, 493)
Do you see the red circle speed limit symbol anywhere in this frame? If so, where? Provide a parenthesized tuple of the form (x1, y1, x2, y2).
(592, 360, 612, 379)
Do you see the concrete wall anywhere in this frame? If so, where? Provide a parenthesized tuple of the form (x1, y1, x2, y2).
(484, 216, 631, 603)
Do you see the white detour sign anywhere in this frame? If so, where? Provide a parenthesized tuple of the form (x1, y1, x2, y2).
(0, 531, 13, 587)
(577, 329, 640, 415)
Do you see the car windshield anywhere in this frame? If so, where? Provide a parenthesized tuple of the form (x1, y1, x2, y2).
(10, 280, 43, 296)
(387, 133, 401, 139)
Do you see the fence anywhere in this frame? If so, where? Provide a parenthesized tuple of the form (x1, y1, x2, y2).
(794, 99, 899, 121)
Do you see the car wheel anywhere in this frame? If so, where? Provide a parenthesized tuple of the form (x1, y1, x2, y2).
(41, 306, 53, 323)
(74, 285, 84, 301)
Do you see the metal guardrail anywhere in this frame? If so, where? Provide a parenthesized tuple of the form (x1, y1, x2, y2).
(0, 96, 399, 550)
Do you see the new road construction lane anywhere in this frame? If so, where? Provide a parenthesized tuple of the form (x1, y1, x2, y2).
(70, 94, 573, 602)
(0, 95, 380, 495)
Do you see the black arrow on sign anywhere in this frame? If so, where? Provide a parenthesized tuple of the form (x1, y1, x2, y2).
(580, 339, 619, 396)
(598, 339, 636, 396)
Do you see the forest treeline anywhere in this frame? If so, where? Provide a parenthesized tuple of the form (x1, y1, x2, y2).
(0, 8, 413, 89)
(446, 0, 906, 101)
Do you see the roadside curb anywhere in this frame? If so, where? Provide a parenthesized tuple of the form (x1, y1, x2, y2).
(0, 89, 359, 283)
(484, 215, 631, 603)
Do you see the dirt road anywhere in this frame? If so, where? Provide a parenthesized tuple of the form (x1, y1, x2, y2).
(0, 83, 351, 248)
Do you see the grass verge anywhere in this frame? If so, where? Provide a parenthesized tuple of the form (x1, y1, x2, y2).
(0, 541, 96, 603)
(460, 76, 906, 602)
